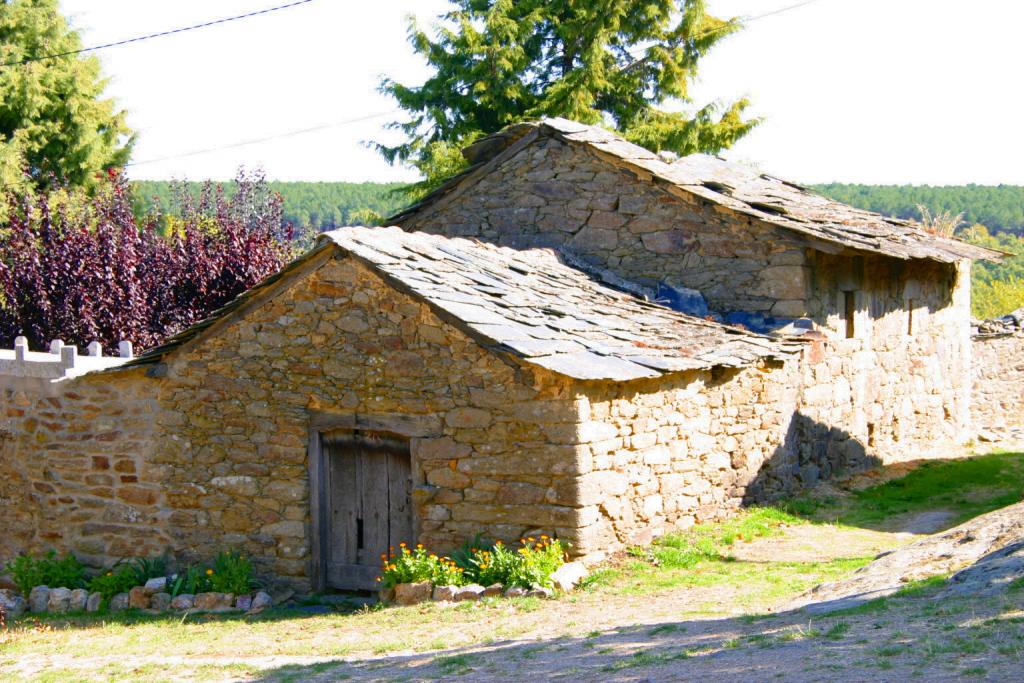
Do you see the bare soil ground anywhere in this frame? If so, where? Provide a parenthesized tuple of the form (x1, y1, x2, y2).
(5, 541, 1021, 683)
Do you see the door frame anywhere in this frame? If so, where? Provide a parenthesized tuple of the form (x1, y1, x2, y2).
(307, 411, 440, 592)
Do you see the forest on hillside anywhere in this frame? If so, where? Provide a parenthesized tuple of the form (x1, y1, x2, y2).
(132, 180, 409, 233)
(130, 180, 1024, 319)
(812, 184, 1024, 236)
(812, 185, 1024, 319)
(131, 180, 1024, 238)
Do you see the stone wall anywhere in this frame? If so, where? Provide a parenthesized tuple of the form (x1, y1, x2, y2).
(152, 253, 586, 590)
(0, 371, 166, 568)
(401, 137, 814, 317)
(798, 253, 973, 458)
(972, 333, 1024, 431)
(570, 361, 801, 554)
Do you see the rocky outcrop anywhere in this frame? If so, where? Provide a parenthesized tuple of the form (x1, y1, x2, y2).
(793, 501, 1024, 614)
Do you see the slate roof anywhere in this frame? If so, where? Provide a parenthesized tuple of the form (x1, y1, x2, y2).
(390, 118, 1002, 264)
(321, 227, 792, 381)
(128, 227, 794, 382)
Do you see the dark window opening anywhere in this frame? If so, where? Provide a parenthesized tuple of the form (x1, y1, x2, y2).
(843, 290, 857, 339)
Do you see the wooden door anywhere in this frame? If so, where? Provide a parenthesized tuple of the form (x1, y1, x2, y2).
(322, 430, 412, 590)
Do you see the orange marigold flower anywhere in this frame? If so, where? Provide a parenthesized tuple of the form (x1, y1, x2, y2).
(399, 542, 407, 547)
(206, 569, 214, 575)
(416, 543, 424, 549)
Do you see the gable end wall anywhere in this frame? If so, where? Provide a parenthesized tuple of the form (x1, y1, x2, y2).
(153, 254, 590, 590)
(400, 136, 814, 317)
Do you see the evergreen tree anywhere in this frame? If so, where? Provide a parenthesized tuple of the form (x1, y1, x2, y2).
(379, 0, 757, 194)
(0, 0, 134, 191)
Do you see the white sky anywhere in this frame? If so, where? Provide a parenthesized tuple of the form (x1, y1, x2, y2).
(59, 0, 1023, 185)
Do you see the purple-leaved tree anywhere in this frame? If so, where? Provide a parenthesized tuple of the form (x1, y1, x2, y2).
(0, 170, 291, 353)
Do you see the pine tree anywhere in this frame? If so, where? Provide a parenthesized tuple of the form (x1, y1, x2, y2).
(0, 0, 134, 192)
(379, 0, 758, 192)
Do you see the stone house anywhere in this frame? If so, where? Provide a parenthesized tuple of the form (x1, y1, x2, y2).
(0, 119, 1002, 593)
(392, 118, 999, 462)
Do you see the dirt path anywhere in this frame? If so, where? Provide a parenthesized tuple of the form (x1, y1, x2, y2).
(729, 523, 896, 563)
(7, 459, 1024, 683)
(7, 587, 1022, 682)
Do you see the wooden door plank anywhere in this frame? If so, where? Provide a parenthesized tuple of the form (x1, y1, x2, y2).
(322, 429, 413, 591)
(326, 439, 359, 567)
(358, 435, 391, 567)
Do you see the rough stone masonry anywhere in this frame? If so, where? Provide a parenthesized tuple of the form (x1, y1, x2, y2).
(0, 119, 1009, 592)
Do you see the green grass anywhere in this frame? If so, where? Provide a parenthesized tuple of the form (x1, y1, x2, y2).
(644, 507, 805, 568)
(270, 662, 349, 683)
(14, 662, 262, 683)
(648, 623, 684, 636)
(826, 576, 950, 617)
(608, 554, 870, 607)
(789, 451, 1024, 529)
(581, 505, 874, 611)
(894, 575, 949, 598)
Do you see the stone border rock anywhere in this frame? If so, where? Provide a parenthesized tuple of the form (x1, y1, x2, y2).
(7, 582, 275, 618)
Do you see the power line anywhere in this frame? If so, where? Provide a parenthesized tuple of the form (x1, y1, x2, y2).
(126, 111, 398, 167)
(1, 0, 316, 69)
(746, 0, 828, 23)
(624, 0, 829, 65)
(130, 0, 827, 167)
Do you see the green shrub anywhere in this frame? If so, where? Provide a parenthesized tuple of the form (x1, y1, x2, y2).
(208, 551, 257, 595)
(4, 551, 86, 595)
(459, 542, 520, 587)
(87, 564, 137, 601)
(85, 556, 166, 601)
(379, 535, 568, 591)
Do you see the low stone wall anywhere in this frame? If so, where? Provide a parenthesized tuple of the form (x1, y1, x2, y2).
(0, 370, 166, 569)
(972, 333, 1024, 432)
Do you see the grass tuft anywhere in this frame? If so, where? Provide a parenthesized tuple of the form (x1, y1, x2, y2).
(434, 654, 474, 676)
